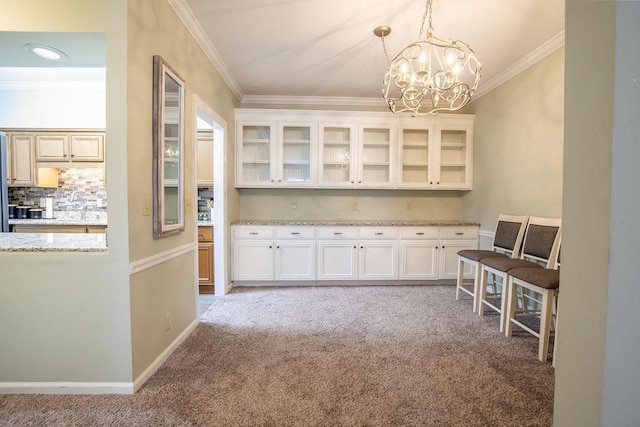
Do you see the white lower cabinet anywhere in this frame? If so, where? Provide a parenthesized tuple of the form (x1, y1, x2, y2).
(232, 224, 478, 283)
(232, 226, 315, 281)
(358, 227, 398, 280)
(438, 226, 479, 279)
(399, 227, 440, 280)
(317, 227, 358, 280)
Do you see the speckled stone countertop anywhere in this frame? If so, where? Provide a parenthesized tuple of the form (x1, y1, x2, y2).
(8, 211, 108, 226)
(197, 221, 213, 227)
(231, 220, 479, 226)
(0, 232, 108, 252)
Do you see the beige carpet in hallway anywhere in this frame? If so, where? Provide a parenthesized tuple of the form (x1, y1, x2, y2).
(0, 286, 554, 426)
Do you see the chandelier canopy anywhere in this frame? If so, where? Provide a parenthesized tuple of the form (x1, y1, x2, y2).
(374, 0, 481, 116)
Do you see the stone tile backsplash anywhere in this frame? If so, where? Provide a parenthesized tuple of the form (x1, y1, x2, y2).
(197, 187, 213, 220)
(8, 168, 107, 212)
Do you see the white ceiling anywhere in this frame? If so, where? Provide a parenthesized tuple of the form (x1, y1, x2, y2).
(178, 0, 565, 104)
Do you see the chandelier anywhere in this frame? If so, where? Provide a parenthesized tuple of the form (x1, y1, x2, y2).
(374, 0, 481, 116)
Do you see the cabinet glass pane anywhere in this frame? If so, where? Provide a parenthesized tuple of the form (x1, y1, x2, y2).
(282, 126, 311, 183)
(321, 126, 351, 183)
(439, 130, 467, 184)
(361, 127, 390, 183)
(242, 125, 271, 182)
(402, 128, 429, 184)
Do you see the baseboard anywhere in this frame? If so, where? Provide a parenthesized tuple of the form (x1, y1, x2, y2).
(132, 318, 199, 392)
(232, 279, 461, 287)
(0, 382, 134, 395)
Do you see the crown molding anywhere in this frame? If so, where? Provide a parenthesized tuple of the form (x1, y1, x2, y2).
(167, 0, 244, 102)
(241, 95, 386, 108)
(472, 30, 565, 101)
(0, 81, 105, 91)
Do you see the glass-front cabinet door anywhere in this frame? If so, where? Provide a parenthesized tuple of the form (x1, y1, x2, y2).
(357, 124, 395, 188)
(435, 123, 473, 189)
(278, 123, 315, 186)
(398, 125, 433, 188)
(236, 121, 276, 187)
(318, 124, 356, 187)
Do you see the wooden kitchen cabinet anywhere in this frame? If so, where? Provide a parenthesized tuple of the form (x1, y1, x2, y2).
(6, 132, 36, 187)
(197, 129, 214, 187)
(36, 131, 104, 163)
(12, 224, 106, 233)
(198, 226, 214, 293)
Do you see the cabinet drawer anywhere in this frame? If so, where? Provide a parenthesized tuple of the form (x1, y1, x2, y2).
(275, 227, 315, 239)
(358, 227, 398, 239)
(439, 226, 479, 240)
(198, 226, 213, 241)
(399, 227, 439, 239)
(316, 227, 358, 239)
(233, 226, 274, 239)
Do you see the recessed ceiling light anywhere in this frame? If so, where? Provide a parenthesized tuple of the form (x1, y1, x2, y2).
(24, 43, 68, 61)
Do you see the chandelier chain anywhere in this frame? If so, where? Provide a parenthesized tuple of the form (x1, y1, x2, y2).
(418, 0, 434, 40)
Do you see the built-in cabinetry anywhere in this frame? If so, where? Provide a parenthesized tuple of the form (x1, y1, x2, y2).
(197, 129, 213, 187)
(197, 226, 214, 293)
(5, 132, 36, 186)
(235, 119, 316, 187)
(232, 223, 478, 283)
(232, 226, 316, 281)
(2, 129, 106, 187)
(12, 224, 106, 233)
(235, 109, 473, 190)
(35, 132, 104, 162)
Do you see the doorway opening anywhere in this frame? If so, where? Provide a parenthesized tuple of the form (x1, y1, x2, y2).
(194, 97, 228, 299)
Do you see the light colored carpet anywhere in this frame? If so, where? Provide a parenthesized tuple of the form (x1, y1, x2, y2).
(0, 286, 554, 426)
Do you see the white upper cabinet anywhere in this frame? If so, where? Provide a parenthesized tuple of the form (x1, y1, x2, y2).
(318, 124, 356, 187)
(236, 109, 473, 190)
(236, 121, 277, 187)
(398, 116, 473, 189)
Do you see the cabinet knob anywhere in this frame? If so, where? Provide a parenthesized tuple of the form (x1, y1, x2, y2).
(276, 245, 280, 249)
(353, 245, 356, 249)
(271, 179, 275, 182)
(360, 246, 363, 249)
(63, 153, 67, 158)
(269, 245, 273, 249)
(350, 180, 354, 184)
(71, 154, 75, 158)
(358, 180, 362, 184)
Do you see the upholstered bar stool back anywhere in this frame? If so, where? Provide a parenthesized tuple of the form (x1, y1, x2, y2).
(456, 214, 529, 312)
(477, 216, 562, 332)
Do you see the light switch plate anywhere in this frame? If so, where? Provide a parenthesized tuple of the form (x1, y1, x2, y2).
(143, 197, 151, 216)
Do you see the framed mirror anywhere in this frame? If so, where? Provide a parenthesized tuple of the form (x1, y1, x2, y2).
(153, 55, 185, 238)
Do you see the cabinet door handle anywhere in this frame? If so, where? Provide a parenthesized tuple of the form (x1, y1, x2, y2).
(333, 232, 343, 235)
(198, 234, 205, 239)
(276, 245, 280, 249)
(374, 232, 383, 235)
(249, 232, 259, 235)
(269, 245, 273, 249)
(291, 232, 300, 235)
(360, 246, 363, 249)
(353, 245, 356, 249)
(455, 232, 464, 235)
(63, 153, 67, 158)
(416, 232, 425, 235)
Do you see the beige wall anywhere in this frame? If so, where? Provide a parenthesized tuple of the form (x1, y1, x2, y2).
(554, 2, 615, 425)
(0, 0, 132, 383)
(460, 49, 564, 247)
(126, 0, 239, 379)
(239, 189, 462, 221)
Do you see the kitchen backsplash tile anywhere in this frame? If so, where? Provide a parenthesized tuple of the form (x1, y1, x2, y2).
(197, 187, 213, 220)
(8, 168, 107, 212)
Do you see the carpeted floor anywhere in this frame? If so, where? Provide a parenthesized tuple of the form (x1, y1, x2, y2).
(0, 286, 554, 426)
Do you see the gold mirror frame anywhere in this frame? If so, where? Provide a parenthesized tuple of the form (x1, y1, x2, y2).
(152, 55, 185, 238)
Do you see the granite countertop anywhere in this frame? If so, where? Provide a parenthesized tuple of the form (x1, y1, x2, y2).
(0, 232, 108, 252)
(231, 220, 480, 227)
(197, 221, 213, 227)
(8, 211, 108, 227)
